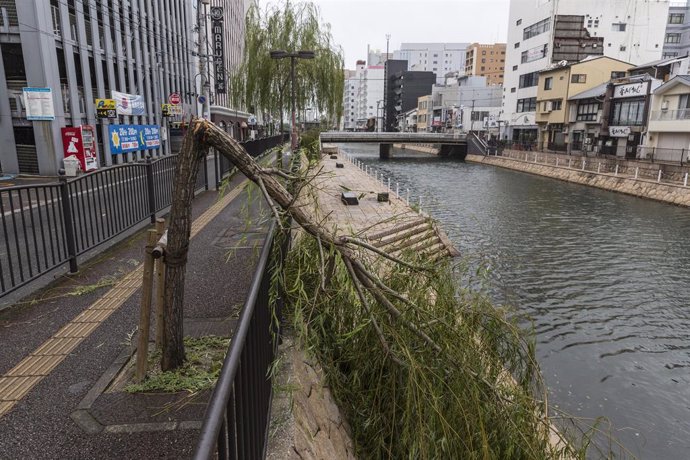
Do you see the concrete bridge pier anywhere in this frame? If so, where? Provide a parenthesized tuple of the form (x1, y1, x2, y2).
(379, 143, 392, 160)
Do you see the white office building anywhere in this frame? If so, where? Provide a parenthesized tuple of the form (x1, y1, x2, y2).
(502, 0, 670, 143)
(393, 43, 469, 84)
(342, 61, 384, 131)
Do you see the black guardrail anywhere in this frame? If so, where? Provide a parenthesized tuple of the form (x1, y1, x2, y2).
(194, 220, 290, 460)
(0, 135, 285, 299)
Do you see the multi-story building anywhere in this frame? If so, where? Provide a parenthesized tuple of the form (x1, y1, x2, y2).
(201, 0, 251, 137)
(535, 55, 631, 151)
(427, 76, 502, 133)
(0, 0, 200, 175)
(393, 43, 469, 84)
(502, 0, 670, 144)
(417, 95, 432, 132)
(663, 2, 690, 59)
(383, 60, 435, 132)
(464, 43, 507, 85)
(341, 60, 384, 131)
(646, 74, 690, 162)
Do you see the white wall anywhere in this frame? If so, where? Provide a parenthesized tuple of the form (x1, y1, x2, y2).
(394, 43, 469, 84)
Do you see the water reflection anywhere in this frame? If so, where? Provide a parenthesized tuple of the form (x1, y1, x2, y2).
(339, 143, 690, 459)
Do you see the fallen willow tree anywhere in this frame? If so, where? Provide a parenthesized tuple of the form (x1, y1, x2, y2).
(163, 120, 623, 458)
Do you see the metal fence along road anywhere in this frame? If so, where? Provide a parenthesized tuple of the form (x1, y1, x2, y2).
(0, 135, 285, 299)
(194, 221, 290, 460)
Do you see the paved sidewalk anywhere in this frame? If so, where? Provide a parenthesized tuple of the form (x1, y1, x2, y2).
(0, 171, 270, 459)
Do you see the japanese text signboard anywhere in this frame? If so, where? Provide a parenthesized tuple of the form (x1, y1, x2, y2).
(108, 124, 160, 154)
(210, 7, 226, 94)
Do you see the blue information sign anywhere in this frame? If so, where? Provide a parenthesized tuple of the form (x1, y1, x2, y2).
(108, 124, 160, 154)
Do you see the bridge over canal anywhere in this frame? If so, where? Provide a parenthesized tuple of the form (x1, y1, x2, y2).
(319, 132, 468, 159)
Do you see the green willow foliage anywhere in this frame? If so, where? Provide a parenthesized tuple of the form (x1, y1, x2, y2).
(231, 1, 345, 126)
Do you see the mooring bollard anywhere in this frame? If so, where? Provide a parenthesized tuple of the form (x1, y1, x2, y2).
(635, 167, 639, 179)
(658, 169, 662, 183)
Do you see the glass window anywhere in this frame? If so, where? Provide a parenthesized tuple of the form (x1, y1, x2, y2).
(612, 23, 627, 32)
(665, 33, 682, 44)
(544, 76, 553, 90)
(516, 97, 537, 112)
(610, 99, 645, 125)
(577, 102, 600, 121)
(571, 74, 587, 84)
(611, 71, 626, 79)
(519, 71, 539, 88)
(669, 13, 685, 24)
(523, 18, 551, 40)
(521, 44, 548, 63)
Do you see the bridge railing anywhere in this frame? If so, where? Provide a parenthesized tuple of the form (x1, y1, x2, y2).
(320, 132, 467, 143)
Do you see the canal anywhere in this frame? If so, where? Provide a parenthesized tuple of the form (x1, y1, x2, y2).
(339, 144, 690, 459)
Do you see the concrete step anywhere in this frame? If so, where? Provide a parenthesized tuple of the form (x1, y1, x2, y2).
(366, 217, 428, 244)
(373, 222, 433, 249)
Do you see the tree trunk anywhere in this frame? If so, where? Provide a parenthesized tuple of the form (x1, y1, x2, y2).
(161, 124, 208, 371)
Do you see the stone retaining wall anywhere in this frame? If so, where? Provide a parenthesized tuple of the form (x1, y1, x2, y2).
(467, 154, 690, 207)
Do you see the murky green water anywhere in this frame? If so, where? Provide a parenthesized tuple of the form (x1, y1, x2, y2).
(339, 144, 690, 459)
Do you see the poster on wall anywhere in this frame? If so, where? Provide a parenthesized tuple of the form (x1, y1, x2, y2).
(23, 87, 55, 121)
(108, 125, 160, 154)
(112, 90, 146, 116)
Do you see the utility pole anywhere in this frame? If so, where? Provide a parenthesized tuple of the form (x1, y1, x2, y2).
(386, 34, 391, 61)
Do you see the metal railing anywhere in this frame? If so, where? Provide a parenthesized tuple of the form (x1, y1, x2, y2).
(650, 109, 690, 121)
(0, 135, 284, 299)
(194, 220, 290, 460)
(214, 134, 288, 188)
(493, 149, 690, 186)
(320, 131, 468, 144)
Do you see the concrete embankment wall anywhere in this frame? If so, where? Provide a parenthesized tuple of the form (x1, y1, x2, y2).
(467, 154, 690, 207)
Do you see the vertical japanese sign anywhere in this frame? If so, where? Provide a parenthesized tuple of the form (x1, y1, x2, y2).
(210, 6, 226, 94)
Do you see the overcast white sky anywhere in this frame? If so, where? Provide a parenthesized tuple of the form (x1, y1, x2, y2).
(257, 0, 511, 68)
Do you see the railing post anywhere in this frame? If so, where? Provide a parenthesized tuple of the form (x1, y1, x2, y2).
(684, 172, 688, 187)
(214, 149, 220, 189)
(681, 149, 685, 167)
(582, 159, 586, 171)
(59, 176, 78, 274)
(204, 151, 209, 191)
(635, 167, 639, 179)
(146, 157, 156, 224)
(615, 165, 619, 176)
(597, 163, 601, 174)
(657, 169, 662, 183)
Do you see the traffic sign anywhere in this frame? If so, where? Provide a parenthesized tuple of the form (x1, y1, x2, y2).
(197, 95, 206, 105)
(168, 93, 181, 105)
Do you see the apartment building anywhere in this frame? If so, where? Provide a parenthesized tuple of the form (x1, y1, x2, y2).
(464, 43, 507, 85)
(535, 56, 631, 150)
(417, 95, 432, 132)
(393, 43, 469, 84)
(502, 0, 669, 144)
(644, 74, 690, 162)
(383, 59, 435, 131)
(341, 60, 385, 131)
(663, 2, 690, 59)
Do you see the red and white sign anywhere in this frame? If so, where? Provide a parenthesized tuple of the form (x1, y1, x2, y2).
(168, 93, 181, 105)
(61, 125, 99, 171)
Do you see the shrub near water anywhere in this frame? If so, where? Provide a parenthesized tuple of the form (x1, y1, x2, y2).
(282, 237, 580, 459)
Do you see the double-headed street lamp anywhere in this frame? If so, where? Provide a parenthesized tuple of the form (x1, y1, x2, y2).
(270, 50, 315, 151)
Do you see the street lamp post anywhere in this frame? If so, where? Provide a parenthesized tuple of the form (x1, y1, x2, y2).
(270, 50, 315, 151)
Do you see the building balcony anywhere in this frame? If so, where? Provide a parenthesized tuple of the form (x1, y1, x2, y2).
(648, 109, 690, 133)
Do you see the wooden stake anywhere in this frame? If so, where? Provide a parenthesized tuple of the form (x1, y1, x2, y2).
(135, 229, 158, 382)
(154, 218, 166, 348)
